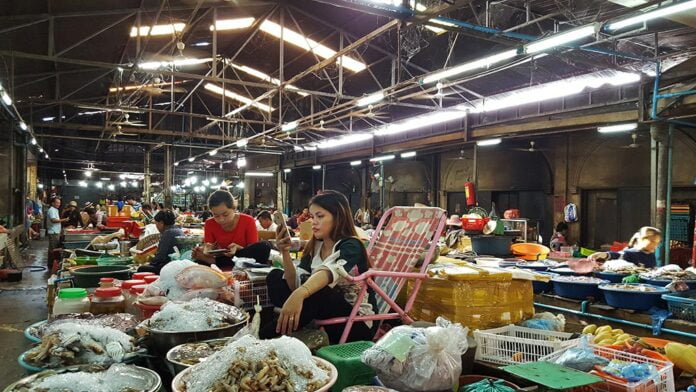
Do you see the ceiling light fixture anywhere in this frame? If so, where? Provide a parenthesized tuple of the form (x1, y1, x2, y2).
(174, 162, 180, 166)
(42, 116, 55, 122)
(246, 171, 274, 177)
(95, 181, 103, 188)
(598, 123, 638, 133)
(210, 17, 255, 31)
(204, 83, 274, 113)
(375, 110, 466, 136)
(79, 181, 88, 187)
(401, 151, 417, 158)
(312, 165, 322, 170)
(109, 81, 173, 93)
(84, 170, 92, 177)
(369, 155, 395, 162)
(120, 181, 127, 187)
(237, 157, 247, 168)
(130, 23, 185, 37)
(188, 157, 195, 162)
(31, 137, 37, 145)
(211, 177, 218, 183)
(607, 0, 696, 31)
(209, 149, 218, 156)
(421, 50, 518, 84)
(281, 121, 299, 132)
(107, 184, 115, 191)
(525, 24, 597, 54)
(236, 139, 248, 148)
(100, 177, 110, 181)
(304, 145, 317, 151)
(350, 160, 362, 166)
(225, 60, 308, 97)
(357, 91, 384, 107)
(293, 146, 304, 152)
(259, 20, 366, 72)
(1, 91, 12, 105)
(131, 181, 138, 187)
(476, 138, 502, 146)
(19, 121, 27, 131)
(283, 168, 291, 173)
(316, 133, 373, 149)
(138, 58, 212, 70)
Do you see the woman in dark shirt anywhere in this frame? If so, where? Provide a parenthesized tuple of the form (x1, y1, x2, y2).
(138, 210, 184, 274)
(263, 190, 376, 343)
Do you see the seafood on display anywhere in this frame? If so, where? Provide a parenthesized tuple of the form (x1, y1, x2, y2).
(137, 260, 234, 306)
(168, 339, 230, 366)
(30, 313, 138, 340)
(8, 364, 158, 392)
(640, 264, 696, 281)
(180, 335, 331, 392)
(142, 298, 246, 332)
(24, 323, 140, 368)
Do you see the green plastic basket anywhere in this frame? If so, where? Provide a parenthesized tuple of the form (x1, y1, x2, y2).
(502, 361, 603, 390)
(317, 341, 375, 391)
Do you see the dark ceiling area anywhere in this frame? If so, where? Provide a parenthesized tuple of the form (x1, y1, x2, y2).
(1, 0, 695, 180)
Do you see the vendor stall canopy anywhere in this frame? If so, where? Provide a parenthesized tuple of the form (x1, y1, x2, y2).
(1, 0, 696, 178)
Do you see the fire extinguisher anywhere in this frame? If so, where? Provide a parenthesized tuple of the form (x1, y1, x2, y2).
(464, 181, 476, 206)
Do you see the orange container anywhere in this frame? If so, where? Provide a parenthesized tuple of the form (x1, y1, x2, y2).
(135, 301, 161, 320)
(511, 243, 550, 261)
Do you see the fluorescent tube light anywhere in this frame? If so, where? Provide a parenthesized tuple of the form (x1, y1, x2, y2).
(131, 181, 138, 187)
(236, 139, 248, 147)
(282, 121, 299, 132)
(312, 165, 322, 170)
(316, 133, 373, 149)
(304, 145, 318, 151)
(401, 151, 417, 158)
(357, 91, 384, 106)
(193, 41, 210, 47)
(598, 123, 638, 133)
(374, 110, 466, 136)
(79, 181, 88, 187)
(95, 182, 103, 188)
(44, 153, 49, 159)
(99, 177, 110, 181)
(84, 171, 92, 177)
(422, 50, 518, 84)
(226, 60, 308, 96)
(210, 17, 255, 31)
(107, 184, 115, 191)
(130, 23, 185, 37)
(259, 20, 366, 73)
(350, 160, 362, 166)
(204, 83, 274, 113)
(607, 0, 696, 31)
(42, 116, 55, 121)
(31, 137, 37, 145)
(1, 91, 12, 105)
(246, 171, 274, 177)
(370, 155, 395, 162)
(19, 121, 27, 131)
(237, 157, 247, 168)
(138, 58, 211, 70)
(174, 162, 179, 166)
(188, 157, 195, 162)
(109, 81, 172, 93)
(477, 138, 502, 146)
(283, 168, 291, 173)
(525, 24, 597, 54)
(209, 150, 217, 156)
(293, 146, 304, 152)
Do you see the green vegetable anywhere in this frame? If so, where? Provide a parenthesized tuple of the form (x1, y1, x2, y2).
(621, 274, 641, 283)
(460, 379, 516, 392)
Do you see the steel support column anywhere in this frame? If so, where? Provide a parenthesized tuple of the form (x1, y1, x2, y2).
(651, 122, 669, 266)
(144, 150, 151, 203)
(164, 146, 173, 208)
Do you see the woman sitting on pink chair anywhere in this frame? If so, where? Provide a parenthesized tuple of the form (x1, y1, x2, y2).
(262, 190, 377, 343)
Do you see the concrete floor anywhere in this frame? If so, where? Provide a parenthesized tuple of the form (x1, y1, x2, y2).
(0, 239, 49, 389)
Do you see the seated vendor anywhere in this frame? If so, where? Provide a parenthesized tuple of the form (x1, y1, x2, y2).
(138, 210, 184, 274)
(192, 190, 271, 268)
(261, 190, 377, 344)
(256, 210, 278, 232)
(82, 206, 107, 230)
(588, 226, 661, 268)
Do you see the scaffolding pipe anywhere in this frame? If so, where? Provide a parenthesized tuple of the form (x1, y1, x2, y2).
(535, 302, 696, 340)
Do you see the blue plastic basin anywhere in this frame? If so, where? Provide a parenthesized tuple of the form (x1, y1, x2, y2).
(640, 277, 696, 289)
(532, 272, 559, 294)
(599, 283, 669, 311)
(552, 277, 609, 300)
(594, 271, 630, 283)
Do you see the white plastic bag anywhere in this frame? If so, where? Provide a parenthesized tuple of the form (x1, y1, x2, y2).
(362, 317, 469, 392)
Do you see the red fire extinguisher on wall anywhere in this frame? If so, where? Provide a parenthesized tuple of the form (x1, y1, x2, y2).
(464, 181, 476, 206)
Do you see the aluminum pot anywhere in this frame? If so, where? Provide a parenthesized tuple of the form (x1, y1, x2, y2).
(4, 364, 161, 392)
(141, 315, 248, 356)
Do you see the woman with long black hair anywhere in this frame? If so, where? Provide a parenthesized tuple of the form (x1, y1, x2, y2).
(262, 190, 376, 343)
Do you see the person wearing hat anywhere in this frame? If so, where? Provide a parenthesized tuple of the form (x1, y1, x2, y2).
(61, 201, 81, 229)
(446, 214, 462, 234)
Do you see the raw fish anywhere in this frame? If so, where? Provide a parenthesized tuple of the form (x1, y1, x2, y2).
(175, 266, 229, 289)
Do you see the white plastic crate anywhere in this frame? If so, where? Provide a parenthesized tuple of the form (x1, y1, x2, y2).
(540, 343, 674, 392)
(474, 325, 580, 365)
(233, 279, 272, 311)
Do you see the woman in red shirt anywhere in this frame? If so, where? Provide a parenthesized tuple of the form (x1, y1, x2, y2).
(192, 190, 271, 268)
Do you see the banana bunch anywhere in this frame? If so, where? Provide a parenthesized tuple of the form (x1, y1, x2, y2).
(665, 342, 696, 374)
(582, 324, 635, 346)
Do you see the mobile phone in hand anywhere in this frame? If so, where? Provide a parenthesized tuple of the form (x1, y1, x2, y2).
(205, 248, 228, 255)
(273, 210, 289, 236)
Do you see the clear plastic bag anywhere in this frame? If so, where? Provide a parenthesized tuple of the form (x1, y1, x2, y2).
(554, 336, 608, 372)
(520, 312, 566, 332)
(362, 317, 469, 392)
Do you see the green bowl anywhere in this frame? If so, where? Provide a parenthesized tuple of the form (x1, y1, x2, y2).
(96, 256, 133, 266)
(73, 256, 98, 266)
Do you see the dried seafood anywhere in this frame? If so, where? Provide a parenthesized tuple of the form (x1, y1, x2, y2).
(25, 323, 139, 368)
(641, 265, 696, 281)
(181, 335, 330, 392)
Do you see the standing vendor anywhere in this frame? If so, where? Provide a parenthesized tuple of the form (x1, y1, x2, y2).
(61, 201, 81, 229)
(588, 226, 661, 268)
(138, 210, 184, 273)
(262, 190, 377, 343)
(192, 190, 271, 267)
(47, 197, 68, 263)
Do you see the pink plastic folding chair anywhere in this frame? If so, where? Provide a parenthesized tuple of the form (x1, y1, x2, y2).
(315, 206, 447, 343)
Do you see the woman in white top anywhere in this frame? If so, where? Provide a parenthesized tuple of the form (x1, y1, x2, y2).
(262, 190, 376, 343)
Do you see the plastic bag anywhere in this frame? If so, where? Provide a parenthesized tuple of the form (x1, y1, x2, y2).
(460, 379, 515, 392)
(555, 336, 609, 372)
(603, 360, 657, 382)
(362, 317, 469, 392)
(520, 312, 566, 332)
